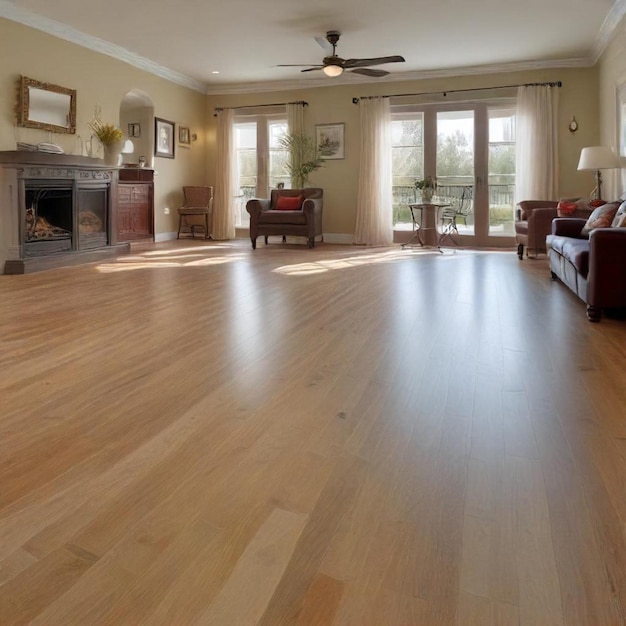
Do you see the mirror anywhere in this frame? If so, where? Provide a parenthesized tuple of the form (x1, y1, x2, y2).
(19, 76, 76, 134)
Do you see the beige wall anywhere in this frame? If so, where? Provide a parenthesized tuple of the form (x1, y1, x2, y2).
(0, 18, 207, 236)
(598, 16, 626, 199)
(206, 67, 599, 236)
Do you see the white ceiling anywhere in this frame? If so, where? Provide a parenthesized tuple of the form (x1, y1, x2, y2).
(1, 0, 625, 94)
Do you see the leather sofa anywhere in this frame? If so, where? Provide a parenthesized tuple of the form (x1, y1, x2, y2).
(546, 202, 626, 321)
(246, 188, 323, 249)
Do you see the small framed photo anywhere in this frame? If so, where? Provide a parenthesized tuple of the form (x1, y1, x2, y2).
(316, 123, 345, 160)
(179, 125, 191, 147)
(154, 117, 175, 159)
(128, 122, 141, 138)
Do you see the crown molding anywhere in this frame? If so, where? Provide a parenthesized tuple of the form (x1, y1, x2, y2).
(593, 0, 626, 62)
(204, 57, 594, 95)
(0, 0, 206, 93)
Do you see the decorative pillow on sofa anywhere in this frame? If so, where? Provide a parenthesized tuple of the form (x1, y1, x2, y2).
(275, 195, 303, 210)
(557, 200, 578, 216)
(581, 201, 621, 235)
(611, 200, 626, 227)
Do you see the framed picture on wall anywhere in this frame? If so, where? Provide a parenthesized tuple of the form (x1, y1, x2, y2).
(316, 123, 345, 160)
(154, 117, 175, 159)
(128, 122, 141, 138)
(179, 125, 191, 147)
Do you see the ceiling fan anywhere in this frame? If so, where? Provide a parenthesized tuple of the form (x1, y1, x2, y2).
(278, 30, 405, 78)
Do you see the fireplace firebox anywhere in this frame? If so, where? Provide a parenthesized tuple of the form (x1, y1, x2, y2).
(0, 152, 129, 274)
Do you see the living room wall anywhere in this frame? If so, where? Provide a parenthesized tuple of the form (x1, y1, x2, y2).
(598, 15, 626, 199)
(205, 67, 599, 238)
(0, 18, 207, 238)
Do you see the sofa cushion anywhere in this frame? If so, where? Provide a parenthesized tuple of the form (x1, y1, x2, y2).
(582, 202, 620, 235)
(611, 200, 626, 227)
(549, 236, 590, 277)
(275, 195, 303, 210)
(258, 210, 307, 225)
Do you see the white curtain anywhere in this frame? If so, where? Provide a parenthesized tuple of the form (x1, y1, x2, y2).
(212, 109, 238, 240)
(287, 103, 305, 136)
(515, 85, 559, 202)
(354, 97, 393, 246)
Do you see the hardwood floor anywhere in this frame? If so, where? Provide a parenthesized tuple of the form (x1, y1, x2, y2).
(1, 239, 625, 625)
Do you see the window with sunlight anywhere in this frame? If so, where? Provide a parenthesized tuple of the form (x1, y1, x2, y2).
(488, 108, 516, 235)
(391, 114, 424, 228)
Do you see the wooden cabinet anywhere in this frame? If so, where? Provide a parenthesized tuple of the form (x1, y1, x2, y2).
(118, 168, 154, 241)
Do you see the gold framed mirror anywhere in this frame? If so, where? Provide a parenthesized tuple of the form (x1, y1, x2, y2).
(18, 76, 77, 134)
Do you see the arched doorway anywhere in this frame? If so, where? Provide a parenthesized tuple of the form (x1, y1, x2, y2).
(119, 89, 154, 167)
(117, 89, 155, 241)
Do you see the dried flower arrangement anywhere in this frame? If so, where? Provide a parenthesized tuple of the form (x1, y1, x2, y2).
(88, 119, 124, 146)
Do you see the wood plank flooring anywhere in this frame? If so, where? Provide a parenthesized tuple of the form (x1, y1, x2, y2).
(1, 239, 625, 625)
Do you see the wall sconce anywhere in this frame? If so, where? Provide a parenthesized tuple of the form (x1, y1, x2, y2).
(568, 116, 579, 133)
(191, 133, 198, 142)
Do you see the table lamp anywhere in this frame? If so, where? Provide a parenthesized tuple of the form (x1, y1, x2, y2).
(577, 146, 620, 201)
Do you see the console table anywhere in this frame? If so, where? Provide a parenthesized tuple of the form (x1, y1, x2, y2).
(0, 151, 130, 274)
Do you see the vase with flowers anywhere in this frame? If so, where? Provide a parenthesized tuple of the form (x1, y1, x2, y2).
(88, 119, 125, 166)
(415, 175, 437, 203)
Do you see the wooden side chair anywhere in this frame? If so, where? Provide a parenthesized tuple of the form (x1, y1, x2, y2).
(177, 186, 213, 239)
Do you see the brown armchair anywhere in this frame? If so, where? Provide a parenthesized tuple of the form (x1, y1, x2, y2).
(514, 200, 558, 259)
(246, 188, 323, 249)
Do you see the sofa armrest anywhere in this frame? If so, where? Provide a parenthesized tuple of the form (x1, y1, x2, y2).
(588, 228, 626, 307)
(551, 218, 586, 237)
(246, 198, 270, 216)
(302, 197, 322, 217)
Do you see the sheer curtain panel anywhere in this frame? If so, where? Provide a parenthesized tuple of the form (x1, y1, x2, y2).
(515, 85, 559, 202)
(212, 109, 238, 240)
(354, 97, 393, 246)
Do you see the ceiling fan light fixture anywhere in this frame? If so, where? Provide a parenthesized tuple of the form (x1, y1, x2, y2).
(323, 64, 344, 77)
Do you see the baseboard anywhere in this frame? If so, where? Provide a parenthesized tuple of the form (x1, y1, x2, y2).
(323, 233, 354, 244)
(155, 231, 178, 242)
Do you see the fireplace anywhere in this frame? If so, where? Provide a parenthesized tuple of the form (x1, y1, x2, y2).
(0, 151, 129, 274)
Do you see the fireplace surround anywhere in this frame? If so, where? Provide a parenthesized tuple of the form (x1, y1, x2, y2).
(0, 151, 130, 274)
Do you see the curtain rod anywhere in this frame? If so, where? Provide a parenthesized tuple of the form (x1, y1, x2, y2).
(214, 100, 308, 116)
(351, 81, 562, 104)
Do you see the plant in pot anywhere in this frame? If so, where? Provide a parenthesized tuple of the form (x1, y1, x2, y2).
(88, 119, 125, 166)
(415, 175, 437, 203)
(279, 133, 324, 188)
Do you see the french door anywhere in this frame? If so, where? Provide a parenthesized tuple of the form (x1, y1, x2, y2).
(392, 102, 516, 247)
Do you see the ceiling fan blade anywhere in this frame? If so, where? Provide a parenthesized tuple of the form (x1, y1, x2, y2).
(301, 67, 323, 72)
(277, 64, 323, 67)
(343, 55, 406, 68)
(314, 35, 333, 55)
(349, 68, 390, 77)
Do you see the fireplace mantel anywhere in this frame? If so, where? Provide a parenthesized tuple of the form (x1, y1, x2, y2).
(0, 151, 130, 274)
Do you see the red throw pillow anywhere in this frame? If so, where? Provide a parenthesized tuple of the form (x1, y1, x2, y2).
(275, 195, 303, 210)
(590, 199, 607, 208)
(557, 200, 578, 216)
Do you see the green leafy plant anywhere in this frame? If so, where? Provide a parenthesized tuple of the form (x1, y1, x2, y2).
(279, 133, 324, 188)
(414, 175, 437, 190)
(88, 119, 124, 146)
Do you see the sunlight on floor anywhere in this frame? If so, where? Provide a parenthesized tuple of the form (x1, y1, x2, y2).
(96, 250, 246, 273)
(273, 248, 440, 276)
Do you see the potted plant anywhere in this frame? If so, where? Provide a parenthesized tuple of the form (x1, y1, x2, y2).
(415, 175, 437, 203)
(88, 119, 124, 165)
(279, 133, 324, 189)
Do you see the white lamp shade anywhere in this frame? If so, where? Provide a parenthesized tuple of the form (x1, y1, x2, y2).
(323, 64, 344, 77)
(577, 146, 620, 171)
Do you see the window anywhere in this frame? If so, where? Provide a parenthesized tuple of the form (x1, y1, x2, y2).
(391, 114, 424, 227)
(234, 114, 288, 227)
(392, 102, 517, 244)
(488, 108, 516, 235)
